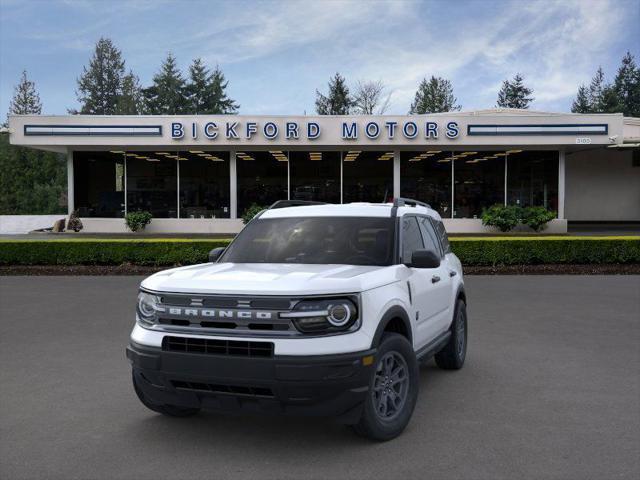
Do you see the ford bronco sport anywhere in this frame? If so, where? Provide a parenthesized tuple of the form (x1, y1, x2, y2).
(127, 198, 468, 441)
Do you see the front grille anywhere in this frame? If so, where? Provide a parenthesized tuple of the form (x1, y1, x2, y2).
(171, 380, 274, 398)
(162, 336, 274, 358)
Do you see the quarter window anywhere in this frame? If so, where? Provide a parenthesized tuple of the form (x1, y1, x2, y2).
(433, 220, 451, 253)
(418, 217, 442, 257)
(401, 217, 424, 263)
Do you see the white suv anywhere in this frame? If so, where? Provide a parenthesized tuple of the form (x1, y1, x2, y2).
(127, 198, 467, 441)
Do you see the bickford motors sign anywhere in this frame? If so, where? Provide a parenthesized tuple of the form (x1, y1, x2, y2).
(171, 119, 461, 141)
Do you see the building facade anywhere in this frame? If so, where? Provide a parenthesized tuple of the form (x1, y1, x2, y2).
(8, 109, 640, 233)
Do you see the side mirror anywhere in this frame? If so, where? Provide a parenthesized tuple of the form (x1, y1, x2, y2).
(209, 247, 226, 263)
(408, 249, 440, 269)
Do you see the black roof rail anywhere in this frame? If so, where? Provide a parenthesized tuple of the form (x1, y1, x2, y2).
(392, 197, 432, 209)
(268, 200, 327, 209)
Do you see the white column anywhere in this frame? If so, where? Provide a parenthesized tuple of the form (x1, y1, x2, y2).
(558, 149, 566, 219)
(393, 150, 400, 199)
(176, 159, 180, 219)
(66, 149, 74, 215)
(340, 151, 344, 204)
(450, 154, 455, 218)
(230, 150, 237, 219)
(504, 154, 508, 206)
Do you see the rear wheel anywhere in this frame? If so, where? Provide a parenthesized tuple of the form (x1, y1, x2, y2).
(435, 300, 467, 370)
(132, 371, 200, 417)
(352, 333, 419, 441)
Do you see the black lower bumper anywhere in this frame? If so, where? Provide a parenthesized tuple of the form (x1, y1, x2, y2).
(126, 341, 376, 422)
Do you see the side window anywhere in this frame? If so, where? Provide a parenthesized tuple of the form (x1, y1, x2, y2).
(434, 219, 451, 254)
(418, 217, 442, 257)
(402, 217, 424, 263)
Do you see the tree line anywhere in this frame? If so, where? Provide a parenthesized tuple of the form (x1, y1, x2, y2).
(71, 37, 239, 115)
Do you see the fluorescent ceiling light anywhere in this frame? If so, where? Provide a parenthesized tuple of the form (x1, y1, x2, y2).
(506, 150, 523, 154)
(110, 150, 125, 154)
(189, 150, 204, 154)
(155, 152, 170, 155)
(427, 150, 442, 154)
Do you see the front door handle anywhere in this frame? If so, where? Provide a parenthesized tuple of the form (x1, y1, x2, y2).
(431, 275, 441, 284)
(449, 270, 457, 277)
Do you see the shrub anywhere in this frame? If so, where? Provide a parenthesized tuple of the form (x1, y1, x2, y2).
(66, 210, 83, 232)
(242, 204, 267, 224)
(481, 205, 520, 232)
(125, 211, 153, 232)
(521, 206, 556, 232)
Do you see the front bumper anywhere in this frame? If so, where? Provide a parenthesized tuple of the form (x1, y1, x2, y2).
(126, 341, 376, 422)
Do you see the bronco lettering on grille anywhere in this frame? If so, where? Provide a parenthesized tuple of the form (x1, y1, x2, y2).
(167, 308, 274, 320)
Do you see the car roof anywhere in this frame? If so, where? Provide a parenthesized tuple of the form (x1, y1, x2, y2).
(259, 202, 443, 221)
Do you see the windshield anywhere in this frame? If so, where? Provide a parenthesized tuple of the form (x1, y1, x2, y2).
(220, 216, 395, 266)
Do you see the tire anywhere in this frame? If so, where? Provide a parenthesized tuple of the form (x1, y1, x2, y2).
(352, 333, 419, 441)
(132, 371, 200, 418)
(435, 299, 467, 370)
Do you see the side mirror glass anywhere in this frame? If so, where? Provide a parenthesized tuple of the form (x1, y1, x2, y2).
(408, 249, 440, 269)
(209, 247, 226, 263)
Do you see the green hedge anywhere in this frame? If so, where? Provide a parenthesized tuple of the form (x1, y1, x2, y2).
(0, 237, 638, 266)
(0, 239, 232, 266)
(450, 237, 640, 266)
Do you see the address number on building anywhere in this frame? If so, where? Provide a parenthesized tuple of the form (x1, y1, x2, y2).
(576, 137, 592, 144)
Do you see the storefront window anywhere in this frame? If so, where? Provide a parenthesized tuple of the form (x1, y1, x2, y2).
(400, 151, 453, 217)
(343, 151, 394, 203)
(73, 151, 125, 217)
(126, 152, 177, 218)
(453, 151, 505, 218)
(178, 151, 230, 218)
(289, 151, 340, 203)
(237, 151, 288, 216)
(507, 150, 558, 212)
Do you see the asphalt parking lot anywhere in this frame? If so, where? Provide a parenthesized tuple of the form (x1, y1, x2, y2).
(1, 275, 638, 480)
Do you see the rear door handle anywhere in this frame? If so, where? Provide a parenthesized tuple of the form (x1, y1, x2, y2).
(431, 275, 441, 284)
(449, 270, 457, 277)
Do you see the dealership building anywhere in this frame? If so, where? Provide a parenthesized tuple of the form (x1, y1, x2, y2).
(7, 109, 640, 233)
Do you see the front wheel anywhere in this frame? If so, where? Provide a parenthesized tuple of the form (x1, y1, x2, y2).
(352, 333, 419, 441)
(435, 299, 467, 370)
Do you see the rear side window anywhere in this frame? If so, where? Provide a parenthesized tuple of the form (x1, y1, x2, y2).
(401, 217, 424, 263)
(434, 219, 451, 254)
(418, 217, 442, 257)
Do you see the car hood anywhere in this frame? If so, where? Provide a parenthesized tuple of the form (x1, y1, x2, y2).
(141, 262, 401, 295)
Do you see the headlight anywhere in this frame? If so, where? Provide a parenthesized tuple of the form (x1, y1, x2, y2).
(282, 297, 359, 334)
(136, 291, 161, 326)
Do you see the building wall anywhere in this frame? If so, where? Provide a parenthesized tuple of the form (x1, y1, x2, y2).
(565, 149, 640, 221)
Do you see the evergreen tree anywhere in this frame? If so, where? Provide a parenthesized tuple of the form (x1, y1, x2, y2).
(8, 70, 42, 116)
(613, 51, 640, 117)
(496, 73, 534, 109)
(571, 85, 591, 113)
(409, 76, 460, 114)
(186, 58, 209, 114)
(315, 73, 353, 115)
(207, 65, 239, 114)
(75, 37, 126, 114)
(144, 53, 188, 114)
(116, 71, 144, 114)
(1, 72, 65, 214)
(587, 67, 607, 112)
(185, 59, 239, 114)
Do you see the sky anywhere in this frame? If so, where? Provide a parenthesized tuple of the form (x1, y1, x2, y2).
(0, 0, 638, 117)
